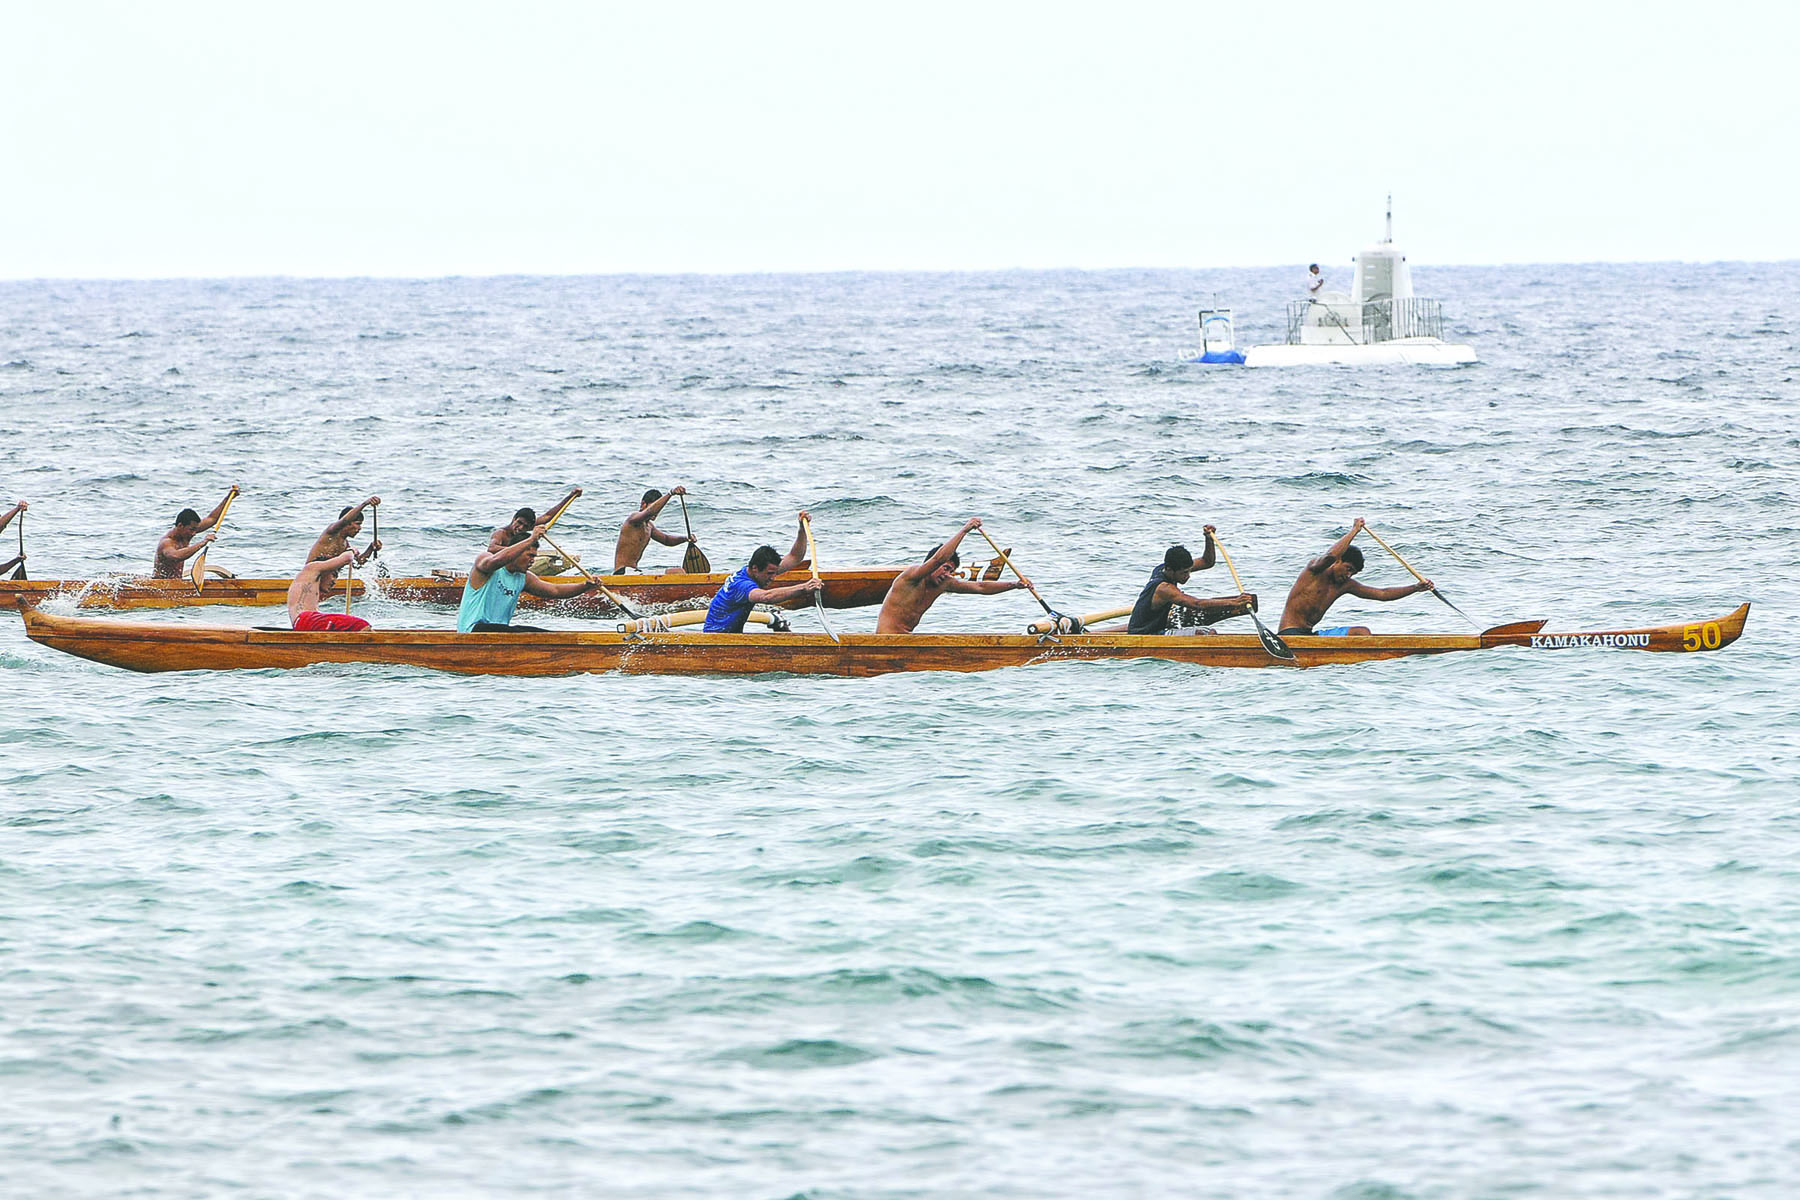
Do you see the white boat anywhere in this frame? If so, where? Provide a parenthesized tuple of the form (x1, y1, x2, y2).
(1242, 199, 1476, 367)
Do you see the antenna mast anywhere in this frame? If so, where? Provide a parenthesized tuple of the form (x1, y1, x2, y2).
(1384, 194, 1393, 243)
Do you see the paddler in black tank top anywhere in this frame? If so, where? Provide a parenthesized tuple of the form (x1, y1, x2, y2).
(1126, 533, 1255, 635)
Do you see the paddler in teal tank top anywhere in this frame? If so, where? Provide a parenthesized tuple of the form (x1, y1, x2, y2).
(458, 509, 599, 633)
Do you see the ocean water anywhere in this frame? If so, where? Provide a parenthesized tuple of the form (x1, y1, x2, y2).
(2, 263, 1797, 1198)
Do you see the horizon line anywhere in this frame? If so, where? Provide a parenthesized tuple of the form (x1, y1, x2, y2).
(1, 256, 1794, 286)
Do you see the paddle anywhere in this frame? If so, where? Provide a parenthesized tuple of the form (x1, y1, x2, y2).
(677, 494, 710, 574)
(189, 486, 236, 593)
(370, 501, 388, 580)
(344, 551, 354, 616)
(1206, 532, 1296, 662)
(1360, 523, 1480, 630)
(9, 509, 24, 581)
(972, 527, 1076, 632)
(543, 491, 578, 532)
(798, 514, 839, 643)
(536, 529, 642, 619)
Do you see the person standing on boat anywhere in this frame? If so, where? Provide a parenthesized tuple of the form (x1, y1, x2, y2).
(701, 511, 823, 633)
(458, 518, 598, 633)
(488, 487, 582, 574)
(1306, 264, 1325, 300)
(613, 486, 696, 572)
(1277, 518, 1431, 636)
(874, 517, 1030, 634)
(289, 550, 371, 632)
(1124, 534, 1254, 635)
(0, 499, 25, 576)
(152, 487, 238, 578)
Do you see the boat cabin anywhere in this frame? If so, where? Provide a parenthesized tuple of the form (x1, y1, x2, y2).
(1283, 214, 1449, 348)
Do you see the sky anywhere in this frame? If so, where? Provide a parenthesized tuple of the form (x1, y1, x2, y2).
(3, 0, 1796, 279)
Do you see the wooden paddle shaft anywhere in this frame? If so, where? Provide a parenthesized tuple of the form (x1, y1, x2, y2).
(1208, 534, 1251, 597)
(190, 487, 237, 592)
(537, 530, 639, 617)
(543, 493, 577, 532)
(800, 515, 822, 580)
(797, 516, 841, 640)
(972, 526, 1055, 614)
(1360, 524, 1427, 586)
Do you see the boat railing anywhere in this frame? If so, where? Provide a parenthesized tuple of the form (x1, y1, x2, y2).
(1284, 297, 1446, 344)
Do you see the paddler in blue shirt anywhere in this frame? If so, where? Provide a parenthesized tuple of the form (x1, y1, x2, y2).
(1125, 532, 1253, 635)
(702, 510, 823, 633)
(458, 513, 599, 633)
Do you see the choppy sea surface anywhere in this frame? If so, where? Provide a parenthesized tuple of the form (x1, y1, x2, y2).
(3, 263, 1798, 1198)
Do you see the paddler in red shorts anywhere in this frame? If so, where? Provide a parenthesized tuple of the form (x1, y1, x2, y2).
(288, 550, 371, 632)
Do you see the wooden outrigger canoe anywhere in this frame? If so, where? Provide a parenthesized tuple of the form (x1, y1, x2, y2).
(0, 566, 903, 615)
(14, 601, 1750, 678)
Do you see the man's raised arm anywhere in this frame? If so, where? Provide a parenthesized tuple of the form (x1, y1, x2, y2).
(775, 510, 813, 574)
(326, 495, 380, 537)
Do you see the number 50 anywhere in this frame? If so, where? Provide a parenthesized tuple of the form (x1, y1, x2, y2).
(1682, 622, 1722, 651)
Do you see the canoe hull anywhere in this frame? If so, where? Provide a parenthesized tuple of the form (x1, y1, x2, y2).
(15, 603, 1750, 678)
(0, 567, 902, 614)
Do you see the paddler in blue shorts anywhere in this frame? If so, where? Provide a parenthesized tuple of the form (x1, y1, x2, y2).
(702, 510, 823, 633)
(1278, 517, 1432, 636)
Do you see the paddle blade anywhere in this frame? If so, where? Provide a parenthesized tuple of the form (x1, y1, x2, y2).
(1252, 615, 1297, 662)
(812, 593, 840, 643)
(600, 584, 640, 620)
(683, 542, 710, 574)
(8, 562, 23, 581)
(1431, 587, 1481, 630)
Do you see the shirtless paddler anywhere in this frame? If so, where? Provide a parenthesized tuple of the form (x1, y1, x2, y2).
(307, 495, 382, 566)
(489, 488, 582, 574)
(614, 486, 696, 572)
(1, 499, 26, 576)
(1278, 518, 1432, 636)
(288, 551, 370, 632)
(152, 487, 238, 578)
(875, 517, 1030, 634)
